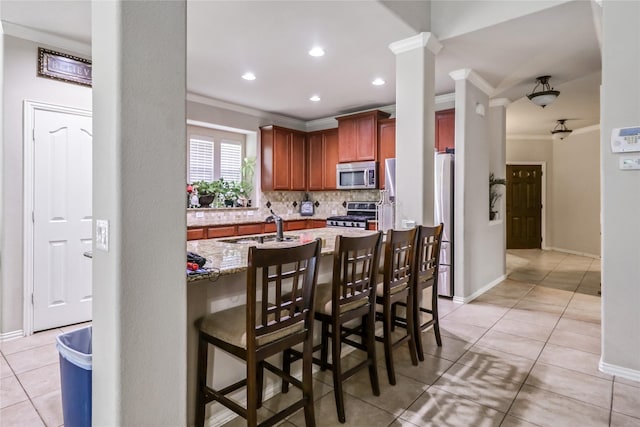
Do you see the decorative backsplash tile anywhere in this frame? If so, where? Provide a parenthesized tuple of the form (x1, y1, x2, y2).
(187, 189, 381, 226)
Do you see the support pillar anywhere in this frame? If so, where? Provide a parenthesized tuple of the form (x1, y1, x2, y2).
(389, 32, 442, 228)
(91, 1, 187, 425)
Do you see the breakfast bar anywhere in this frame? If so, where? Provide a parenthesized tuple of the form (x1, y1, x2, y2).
(186, 227, 377, 426)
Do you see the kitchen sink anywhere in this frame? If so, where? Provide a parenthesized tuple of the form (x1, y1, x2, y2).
(220, 234, 298, 244)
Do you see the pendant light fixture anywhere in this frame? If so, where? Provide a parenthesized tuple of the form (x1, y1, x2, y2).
(527, 75, 560, 108)
(551, 119, 572, 140)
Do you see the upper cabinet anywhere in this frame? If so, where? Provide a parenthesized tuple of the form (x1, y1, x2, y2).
(337, 110, 390, 163)
(260, 125, 307, 191)
(378, 118, 395, 190)
(435, 109, 455, 153)
(307, 128, 339, 190)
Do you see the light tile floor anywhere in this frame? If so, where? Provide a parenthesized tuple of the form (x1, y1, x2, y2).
(1, 250, 639, 426)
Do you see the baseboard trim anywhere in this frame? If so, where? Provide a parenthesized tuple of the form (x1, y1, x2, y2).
(599, 359, 640, 382)
(453, 275, 507, 304)
(545, 247, 601, 259)
(0, 330, 24, 342)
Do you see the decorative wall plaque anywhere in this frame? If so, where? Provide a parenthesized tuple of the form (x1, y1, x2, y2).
(38, 47, 92, 87)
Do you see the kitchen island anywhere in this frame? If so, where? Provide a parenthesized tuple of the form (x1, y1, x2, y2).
(186, 227, 377, 426)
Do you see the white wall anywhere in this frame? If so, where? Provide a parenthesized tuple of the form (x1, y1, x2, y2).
(551, 128, 600, 256)
(600, 0, 640, 379)
(1, 35, 91, 334)
(506, 129, 601, 257)
(453, 74, 505, 301)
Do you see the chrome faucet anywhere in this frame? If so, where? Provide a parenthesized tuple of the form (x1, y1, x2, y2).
(265, 209, 284, 241)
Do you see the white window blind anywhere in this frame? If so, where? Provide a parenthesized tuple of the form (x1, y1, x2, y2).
(220, 141, 242, 183)
(189, 138, 214, 182)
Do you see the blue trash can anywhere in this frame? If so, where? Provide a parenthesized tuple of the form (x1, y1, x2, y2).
(56, 326, 92, 427)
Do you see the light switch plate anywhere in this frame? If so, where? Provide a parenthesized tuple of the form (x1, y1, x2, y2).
(96, 219, 109, 252)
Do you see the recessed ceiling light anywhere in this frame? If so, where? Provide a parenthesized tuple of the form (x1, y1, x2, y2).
(242, 72, 256, 81)
(372, 78, 386, 86)
(308, 47, 325, 57)
(310, 95, 321, 102)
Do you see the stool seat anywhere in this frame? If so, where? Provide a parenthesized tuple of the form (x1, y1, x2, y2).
(314, 282, 368, 315)
(197, 304, 305, 349)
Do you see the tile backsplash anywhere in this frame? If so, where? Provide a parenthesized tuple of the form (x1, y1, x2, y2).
(187, 190, 381, 225)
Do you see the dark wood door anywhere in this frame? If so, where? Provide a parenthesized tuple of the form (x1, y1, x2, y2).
(506, 165, 542, 249)
(272, 128, 291, 190)
(307, 132, 324, 190)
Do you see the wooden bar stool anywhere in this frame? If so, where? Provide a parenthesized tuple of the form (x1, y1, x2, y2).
(376, 227, 418, 385)
(194, 239, 322, 427)
(283, 231, 382, 423)
(390, 224, 444, 361)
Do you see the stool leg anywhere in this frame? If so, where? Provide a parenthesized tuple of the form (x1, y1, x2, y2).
(406, 289, 418, 366)
(302, 331, 316, 427)
(257, 361, 264, 408)
(414, 291, 425, 362)
(432, 286, 442, 347)
(320, 320, 329, 371)
(383, 300, 396, 385)
(331, 322, 346, 423)
(365, 312, 380, 396)
(246, 355, 258, 427)
(282, 349, 291, 393)
(195, 334, 208, 427)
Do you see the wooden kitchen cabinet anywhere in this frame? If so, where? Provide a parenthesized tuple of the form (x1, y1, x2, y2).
(187, 228, 206, 241)
(285, 220, 307, 231)
(260, 125, 307, 191)
(307, 219, 327, 229)
(237, 223, 263, 235)
(435, 109, 455, 153)
(307, 128, 338, 190)
(378, 118, 396, 190)
(206, 225, 237, 238)
(337, 110, 390, 163)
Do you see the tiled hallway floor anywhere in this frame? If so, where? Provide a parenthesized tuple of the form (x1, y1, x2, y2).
(2, 250, 639, 426)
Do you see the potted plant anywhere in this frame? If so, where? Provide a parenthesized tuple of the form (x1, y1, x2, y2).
(489, 173, 507, 220)
(238, 157, 256, 207)
(218, 178, 240, 207)
(192, 180, 219, 207)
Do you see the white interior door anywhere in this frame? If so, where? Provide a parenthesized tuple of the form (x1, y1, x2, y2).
(32, 107, 92, 331)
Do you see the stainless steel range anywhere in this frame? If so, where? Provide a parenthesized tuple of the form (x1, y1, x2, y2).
(326, 202, 377, 228)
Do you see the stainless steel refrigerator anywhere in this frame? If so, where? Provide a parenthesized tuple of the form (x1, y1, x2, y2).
(434, 152, 454, 297)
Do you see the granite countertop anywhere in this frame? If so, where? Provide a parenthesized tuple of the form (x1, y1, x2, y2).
(186, 227, 377, 282)
(187, 212, 329, 228)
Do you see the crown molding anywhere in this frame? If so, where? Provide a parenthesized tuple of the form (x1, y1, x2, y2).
(435, 92, 455, 106)
(389, 32, 442, 56)
(489, 98, 511, 107)
(1, 21, 91, 57)
(449, 68, 494, 97)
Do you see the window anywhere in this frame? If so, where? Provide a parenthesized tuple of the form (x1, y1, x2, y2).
(187, 126, 245, 184)
(219, 141, 242, 183)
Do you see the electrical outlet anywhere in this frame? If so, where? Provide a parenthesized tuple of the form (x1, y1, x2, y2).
(96, 219, 109, 252)
(195, 212, 204, 218)
(331, 209, 337, 215)
(246, 211, 254, 216)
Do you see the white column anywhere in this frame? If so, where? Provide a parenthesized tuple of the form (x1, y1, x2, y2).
(91, 1, 187, 425)
(600, 0, 640, 380)
(389, 32, 442, 228)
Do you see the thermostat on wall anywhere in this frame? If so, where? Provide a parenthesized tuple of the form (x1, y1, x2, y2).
(611, 127, 640, 153)
(620, 155, 640, 170)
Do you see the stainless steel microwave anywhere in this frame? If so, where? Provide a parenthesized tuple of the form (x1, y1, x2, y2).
(336, 161, 377, 190)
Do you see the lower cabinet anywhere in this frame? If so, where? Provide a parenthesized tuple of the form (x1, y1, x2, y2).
(187, 218, 328, 240)
(285, 220, 307, 231)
